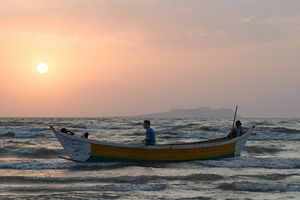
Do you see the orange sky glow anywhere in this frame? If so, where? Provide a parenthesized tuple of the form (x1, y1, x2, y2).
(0, 0, 300, 117)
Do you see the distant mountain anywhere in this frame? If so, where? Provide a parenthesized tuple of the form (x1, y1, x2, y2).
(136, 107, 240, 119)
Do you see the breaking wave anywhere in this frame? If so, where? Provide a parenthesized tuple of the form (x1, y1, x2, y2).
(0, 159, 125, 170)
(219, 181, 300, 192)
(197, 156, 300, 169)
(0, 147, 62, 158)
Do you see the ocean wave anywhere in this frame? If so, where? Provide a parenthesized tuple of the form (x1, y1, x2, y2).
(114, 183, 166, 191)
(0, 148, 6, 154)
(249, 132, 300, 141)
(184, 173, 224, 181)
(251, 121, 275, 126)
(163, 124, 226, 133)
(199, 126, 217, 132)
(219, 181, 300, 192)
(0, 131, 46, 139)
(0, 183, 166, 193)
(0, 159, 125, 170)
(251, 126, 300, 135)
(68, 124, 87, 129)
(119, 173, 224, 183)
(14, 148, 63, 158)
(88, 125, 131, 130)
(168, 123, 200, 131)
(0, 131, 15, 138)
(0, 121, 27, 127)
(243, 146, 283, 155)
(264, 127, 300, 134)
(241, 173, 299, 181)
(15, 133, 46, 138)
(0, 173, 223, 185)
(0, 193, 124, 200)
(197, 156, 300, 169)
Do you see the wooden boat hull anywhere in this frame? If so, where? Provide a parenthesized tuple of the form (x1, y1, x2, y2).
(88, 142, 235, 162)
(50, 126, 252, 162)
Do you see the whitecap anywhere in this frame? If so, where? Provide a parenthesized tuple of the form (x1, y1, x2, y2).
(198, 156, 300, 169)
(234, 181, 300, 192)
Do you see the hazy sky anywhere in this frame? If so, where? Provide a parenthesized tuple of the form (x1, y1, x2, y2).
(0, 0, 299, 117)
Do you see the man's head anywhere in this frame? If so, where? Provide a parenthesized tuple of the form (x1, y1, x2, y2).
(236, 120, 242, 127)
(143, 120, 151, 129)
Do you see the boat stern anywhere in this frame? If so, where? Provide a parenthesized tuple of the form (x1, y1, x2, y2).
(234, 127, 254, 156)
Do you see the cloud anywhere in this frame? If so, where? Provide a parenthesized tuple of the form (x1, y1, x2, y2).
(236, 15, 300, 42)
(1, 0, 300, 50)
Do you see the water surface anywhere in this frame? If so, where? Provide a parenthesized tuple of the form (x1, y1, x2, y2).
(0, 118, 299, 199)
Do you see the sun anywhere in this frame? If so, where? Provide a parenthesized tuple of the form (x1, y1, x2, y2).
(37, 63, 48, 74)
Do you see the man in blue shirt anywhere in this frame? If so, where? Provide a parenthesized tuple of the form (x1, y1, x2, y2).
(142, 120, 156, 146)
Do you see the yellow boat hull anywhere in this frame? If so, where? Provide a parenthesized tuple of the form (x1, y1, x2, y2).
(89, 143, 235, 162)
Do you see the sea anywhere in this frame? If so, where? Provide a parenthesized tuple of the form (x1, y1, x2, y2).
(0, 118, 299, 200)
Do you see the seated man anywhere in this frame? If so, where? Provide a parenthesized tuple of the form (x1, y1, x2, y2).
(61, 128, 89, 138)
(61, 128, 75, 135)
(227, 120, 244, 139)
(142, 120, 156, 146)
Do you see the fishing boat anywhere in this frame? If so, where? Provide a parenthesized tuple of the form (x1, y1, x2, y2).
(50, 125, 254, 162)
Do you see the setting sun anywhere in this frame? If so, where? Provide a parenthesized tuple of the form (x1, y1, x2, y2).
(37, 63, 48, 74)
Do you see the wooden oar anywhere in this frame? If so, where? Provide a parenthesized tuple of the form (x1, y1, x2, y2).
(59, 156, 80, 162)
(232, 105, 238, 130)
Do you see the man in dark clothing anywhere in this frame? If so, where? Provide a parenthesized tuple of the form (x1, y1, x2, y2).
(227, 120, 244, 139)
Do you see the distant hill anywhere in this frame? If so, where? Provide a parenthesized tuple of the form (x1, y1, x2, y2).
(136, 107, 240, 119)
